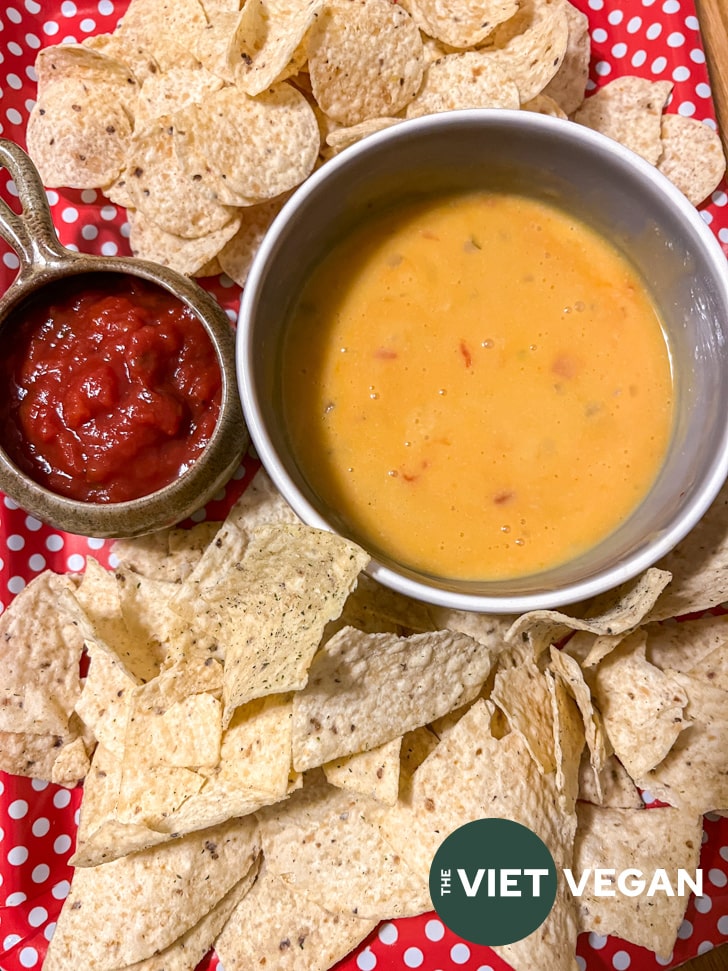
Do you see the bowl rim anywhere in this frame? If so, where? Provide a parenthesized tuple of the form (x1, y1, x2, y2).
(238, 108, 728, 613)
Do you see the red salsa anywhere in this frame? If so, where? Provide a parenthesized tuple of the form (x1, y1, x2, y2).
(0, 274, 222, 503)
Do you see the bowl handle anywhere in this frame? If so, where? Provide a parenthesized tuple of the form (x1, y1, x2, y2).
(0, 138, 74, 284)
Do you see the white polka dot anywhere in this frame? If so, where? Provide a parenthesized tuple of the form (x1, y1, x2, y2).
(632, 50, 647, 67)
(708, 868, 728, 887)
(713, 190, 728, 206)
(44, 924, 56, 942)
(6, 108, 23, 126)
(589, 933, 608, 949)
(588, 0, 604, 9)
(81, 189, 98, 204)
(31, 863, 50, 884)
(404, 948, 424, 968)
(607, 8, 623, 22)
(613, 951, 631, 970)
(8, 576, 26, 595)
(667, 31, 685, 46)
(3, 496, 19, 510)
(61, 207, 79, 224)
(53, 788, 72, 809)
(19, 947, 39, 969)
(98, 0, 115, 12)
(685, 14, 699, 29)
(646, 21, 663, 38)
(86, 536, 106, 550)
(673, 65, 690, 81)
(46, 534, 65, 552)
(80, 17, 97, 31)
(7, 534, 24, 552)
(717, 914, 728, 935)
(7, 41, 23, 56)
(701, 209, 714, 224)
(43, 20, 60, 35)
(108, 552, 121, 568)
(6, 4, 22, 19)
(8, 799, 28, 819)
(611, 42, 627, 57)
(592, 26, 607, 41)
(25, 0, 41, 8)
(3, 253, 20, 270)
(6, 73, 22, 90)
(662, 0, 680, 10)
(31, 778, 48, 791)
(54, 834, 73, 855)
(81, 224, 99, 241)
(476, 967, 495, 971)
(696, 82, 711, 99)
(219, 274, 236, 288)
(61, 0, 77, 13)
(66, 553, 86, 572)
(28, 906, 48, 928)
(101, 241, 119, 256)
(677, 918, 693, 939)
(425, 919, 445, 942)
(6, 892, 26, 907)
(3, 935, 21, 950)
(378, 923, 398, 945)
(226, 308, 238, 322)
(576, 959, 587, 971)
(450, 943, 471, 965)
(651, 55, 668, 73)
(74, 807, 81, 826)
(120, 220, 131, 238)
(28, 554, 46, 572)
(627, 14, 642, 30)
(356, 948, 377, 971)
(26, 33, 41, 49)
(678, 100, 696, 116)
(595, 60, 612, 76)
(61, 34, 80, 44)
(7, 845, 29, 866)
(52, 880, 71, 900)
(100, 204, 118, 221)
(24, 515, 41, 532)
(190, 508, 207, 522)
(689, 47, 706, 63)
(694, 893, 712, 913)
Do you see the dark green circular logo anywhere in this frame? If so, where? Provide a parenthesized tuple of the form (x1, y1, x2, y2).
(429, 818, 558, 946)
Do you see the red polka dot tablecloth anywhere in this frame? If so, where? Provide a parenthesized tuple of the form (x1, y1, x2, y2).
(1, 2, 728, 971)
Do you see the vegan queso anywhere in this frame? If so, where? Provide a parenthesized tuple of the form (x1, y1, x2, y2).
(282, 190, 674, 580)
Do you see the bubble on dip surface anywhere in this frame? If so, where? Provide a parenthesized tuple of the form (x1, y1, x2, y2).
(281, 191, 675, 582)
(0, 274, 222, 503)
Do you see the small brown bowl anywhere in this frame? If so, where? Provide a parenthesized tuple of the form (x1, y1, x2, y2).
(0, 138, 247, 538)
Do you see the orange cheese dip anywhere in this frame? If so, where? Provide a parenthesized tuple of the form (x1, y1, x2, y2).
(281, 192, 674, 581)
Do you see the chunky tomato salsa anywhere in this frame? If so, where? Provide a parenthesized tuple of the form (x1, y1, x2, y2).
(0, 274, 222, 503)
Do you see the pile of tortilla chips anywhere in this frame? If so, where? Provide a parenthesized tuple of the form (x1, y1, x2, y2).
(3, 464, 728, 971)
(25, 0, 726, 282)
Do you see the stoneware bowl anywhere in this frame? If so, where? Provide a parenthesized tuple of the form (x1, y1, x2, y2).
(238, 109, 728, 613)
(0, 138, 247, 538)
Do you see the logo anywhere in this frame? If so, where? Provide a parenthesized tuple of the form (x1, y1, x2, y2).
(429, 818, 558, 946)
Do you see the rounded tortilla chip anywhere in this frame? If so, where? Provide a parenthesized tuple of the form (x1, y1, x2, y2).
(522, 93, 568, 118)
(405, 53, 519, 118)
(27, 76, 133, 189)
(657, 113, 727, 206)
(325, 117, 402, 155)
(217, 197, 287, 286)
(174, 82, 320, 206)
(402, 0, 518, 49)
(307, 0, 424, 125)
(134, 65, 224, 134)
(128, 208, 242, 276)
(541, 0, 590, 115)
(573, 76, 673, 164)
(125, 117, 239, 238)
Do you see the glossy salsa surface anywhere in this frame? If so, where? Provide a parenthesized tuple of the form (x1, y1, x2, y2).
(0, 274, 222, 503)
(281, 190, 675, 582)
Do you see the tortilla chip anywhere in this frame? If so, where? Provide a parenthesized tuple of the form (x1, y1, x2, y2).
(522, 93, 569, 118)
(214, 858, 376, 971)
(577, 752, 643, 809)
(573, 803, 702, 959)
(573, 76, 673, 164)
(405, 53, 519, 118)
(0, 572, 85, 736)
(217, 197, 288, 287)
(541, 0, 589, 114)
(686, 641, 728, 691)
(127, 208, 243, 276)
(112, 522, 221, 583)
(325, 118, 402, 155)
(259, 776, 427, 919)
(133, 64, 224, 134)
(506, 566, 672, 656)
(82, 32, 160, 81)
(74, 636, 139, 759)
(645, 615, 728, 671)
(593, 631, 689, 779)
(292, 626, 492, 771)
(402, 0, 517, 48)
(657, 113, 726, 206)
(117, 0, 209, 71)
(307, 0, 424, 125)
(328, 572, 435, 639)
(0, 723, 85, 783)
(212, 524, 368, 721)
(227, 466, 301, 532)
(324, 736, 402, 806)
(637, 671, 728, 814)
(492, 658, 559, 773)
(44, 815, 260, 971)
